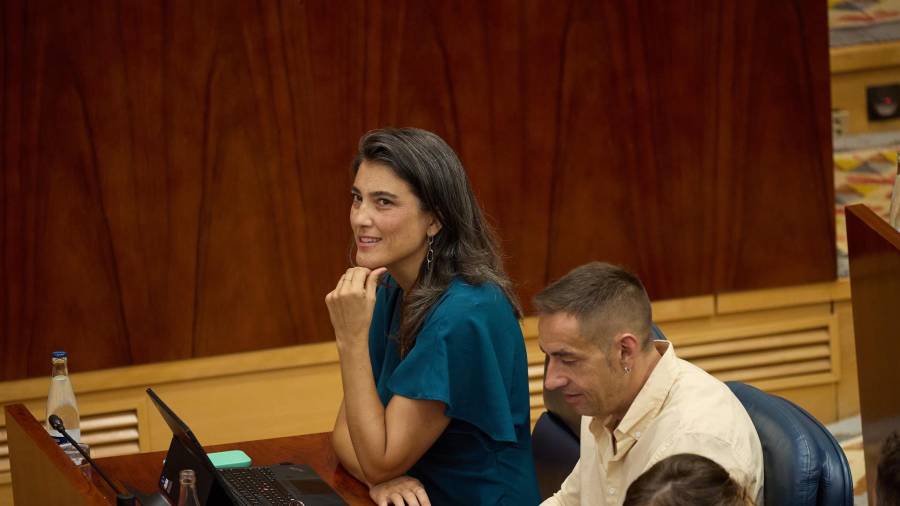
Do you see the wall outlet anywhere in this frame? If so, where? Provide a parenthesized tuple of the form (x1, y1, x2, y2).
(832, 109, 849, 139)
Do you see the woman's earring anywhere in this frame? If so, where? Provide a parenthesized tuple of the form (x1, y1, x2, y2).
(426, 235, 435, 271)
(623, 365, 631, 375)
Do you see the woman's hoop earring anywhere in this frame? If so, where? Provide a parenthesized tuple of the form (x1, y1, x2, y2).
(426, 235, 435, 271)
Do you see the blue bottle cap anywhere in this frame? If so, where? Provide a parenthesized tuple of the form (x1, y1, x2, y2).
(52, 351, 67, 358)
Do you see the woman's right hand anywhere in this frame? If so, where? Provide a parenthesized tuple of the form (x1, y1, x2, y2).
(369, 475, 431, 506)
(325, 266, 386, 351)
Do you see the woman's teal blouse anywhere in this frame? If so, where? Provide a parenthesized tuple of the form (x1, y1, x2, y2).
(369, 275, 540, 506)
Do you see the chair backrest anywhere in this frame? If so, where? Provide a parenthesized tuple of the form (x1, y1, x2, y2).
(726, 381, 854, 506)
(531, 411, 581, 500)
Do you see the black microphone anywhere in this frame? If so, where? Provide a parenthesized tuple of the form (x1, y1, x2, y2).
(49, 414, 136, 506)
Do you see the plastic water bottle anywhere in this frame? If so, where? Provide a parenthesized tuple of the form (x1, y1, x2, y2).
(47, 351, 80, 443)
(177, 469, 202, 506)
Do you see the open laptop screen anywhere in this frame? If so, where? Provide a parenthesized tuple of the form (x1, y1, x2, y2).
(146, 387, 237, 504)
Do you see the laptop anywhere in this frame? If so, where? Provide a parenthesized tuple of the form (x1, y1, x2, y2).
(146, 388, 347, 505)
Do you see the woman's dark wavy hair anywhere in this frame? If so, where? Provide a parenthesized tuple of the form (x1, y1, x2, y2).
(351, 127, 521, 355)
(623, 454, 754, 506)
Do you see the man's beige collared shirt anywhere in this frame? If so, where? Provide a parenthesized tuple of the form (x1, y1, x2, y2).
(541, 341, 764, 506)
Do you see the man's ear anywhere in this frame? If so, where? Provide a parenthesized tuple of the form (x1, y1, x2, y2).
(617, 333, 641, 362)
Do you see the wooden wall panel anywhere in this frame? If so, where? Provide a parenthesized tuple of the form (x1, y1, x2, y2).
(2, 0, 361, 378)
(546, 1, 835, 297)
(714, 2, 835, 292)
(369, 0, 562, 305)
(545, 0, 721, 297)
(2, 0, 835, 380)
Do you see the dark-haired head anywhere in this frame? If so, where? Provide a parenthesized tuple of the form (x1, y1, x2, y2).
(623, 454, 753, 506)
(533, 262, 652, 350)
(878, 430, 900, 506)
(350, 127, 519, 354)
(534, 262, 656, 419)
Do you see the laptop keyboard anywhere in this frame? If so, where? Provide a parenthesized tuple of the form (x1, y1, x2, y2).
(221, 467, 305, 506)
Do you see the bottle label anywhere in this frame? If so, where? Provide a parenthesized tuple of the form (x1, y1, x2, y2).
(161, 475, 173, 494)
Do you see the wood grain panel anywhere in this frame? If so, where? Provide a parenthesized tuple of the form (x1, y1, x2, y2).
(845, 204, 900, 497)
(2, 0, 359, 379)
(545, 0, 835, 298)
(713, 1, 835, 292)
(1, 0, 835, 380)
(358, 1, 560, 306)
(546, 0, 721, 297)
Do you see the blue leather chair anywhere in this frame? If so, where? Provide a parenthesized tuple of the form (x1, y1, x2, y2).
(532, 410, 581, 499)
(726, 381, 854, 506)
(532, 324, 668, 499)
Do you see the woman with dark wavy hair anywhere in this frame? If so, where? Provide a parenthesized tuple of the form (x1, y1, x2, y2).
(326, 128, 539, 506)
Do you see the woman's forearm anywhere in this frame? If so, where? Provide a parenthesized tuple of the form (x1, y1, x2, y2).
(327, 267, 398, 482)
(332, 403, 369, 485)
(339, 344, 450, 484)
(338, 343, 396, 483)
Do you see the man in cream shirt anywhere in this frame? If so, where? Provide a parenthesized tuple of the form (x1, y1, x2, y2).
(535, 262, 763, 506)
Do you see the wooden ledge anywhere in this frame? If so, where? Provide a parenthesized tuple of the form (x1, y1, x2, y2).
(0, 341, 339, 405)
(831, 40, 900, 73)
(522, 279, 850, 336)
(717, 279, 850, 314)
(0, 280, 852, 405)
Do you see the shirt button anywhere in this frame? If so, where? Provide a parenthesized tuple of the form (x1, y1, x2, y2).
(635, 431, 642, 438)
(608, 487, 616, 495)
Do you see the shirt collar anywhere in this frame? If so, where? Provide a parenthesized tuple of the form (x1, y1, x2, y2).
(611, 341, 678, 440)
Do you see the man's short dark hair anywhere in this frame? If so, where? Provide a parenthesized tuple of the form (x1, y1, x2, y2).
(878, 430, 900, 506)
(533, 262, 652, 348)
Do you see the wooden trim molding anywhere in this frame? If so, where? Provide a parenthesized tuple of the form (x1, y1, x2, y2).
(0, 342, 339, 405)
(651, 295, 716, 322)
(716, 279, 851, 314)
(2, 281, 848, 408)
(831, 40, 900, 74)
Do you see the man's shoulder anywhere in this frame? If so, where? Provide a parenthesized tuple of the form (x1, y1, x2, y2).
(660, 358, 756, 435)
(671, 356, 739, 402)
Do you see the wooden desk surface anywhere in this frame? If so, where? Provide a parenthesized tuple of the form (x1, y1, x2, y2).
(94, 433, 372, 505)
